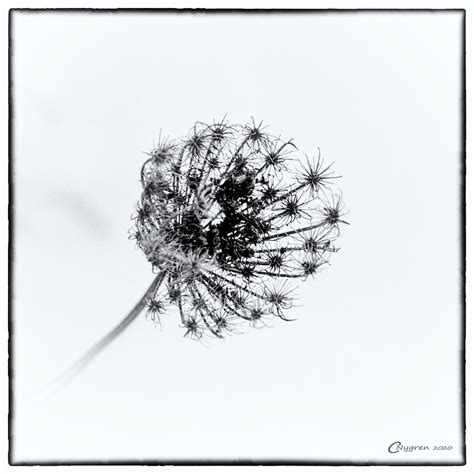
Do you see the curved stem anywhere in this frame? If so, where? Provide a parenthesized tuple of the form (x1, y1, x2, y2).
(51, 271, 167, 390)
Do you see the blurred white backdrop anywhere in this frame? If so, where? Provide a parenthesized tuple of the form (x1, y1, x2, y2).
(11, 10, 464, 463)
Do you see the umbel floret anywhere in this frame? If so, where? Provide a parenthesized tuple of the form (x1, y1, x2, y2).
(131, 117, 347, 340)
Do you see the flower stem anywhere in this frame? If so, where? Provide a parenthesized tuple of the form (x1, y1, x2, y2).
(51, 271, 167, 389)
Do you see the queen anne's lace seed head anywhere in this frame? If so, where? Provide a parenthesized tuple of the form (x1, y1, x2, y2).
(131, 118, 347, 340)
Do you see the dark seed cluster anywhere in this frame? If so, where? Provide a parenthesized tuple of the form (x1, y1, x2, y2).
(130, 118, 347, 340)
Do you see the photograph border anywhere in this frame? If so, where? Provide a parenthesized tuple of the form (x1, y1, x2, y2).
(7, 7, 467, 467)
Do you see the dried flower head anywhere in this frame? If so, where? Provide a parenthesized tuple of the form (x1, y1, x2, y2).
(58, 117, 348, 385)
(131, 117, 347, 340)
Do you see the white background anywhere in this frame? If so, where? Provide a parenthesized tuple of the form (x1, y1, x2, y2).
(11, 10, 464, 463)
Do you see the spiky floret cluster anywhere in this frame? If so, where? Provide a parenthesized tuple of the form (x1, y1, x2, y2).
(130, 118, 347, 340)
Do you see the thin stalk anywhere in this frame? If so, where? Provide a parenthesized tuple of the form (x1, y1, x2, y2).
(51, 271, 167, 390)
(263, 221, 328, 241)
(191, 285, 223, 338)
(209, 271, 266, 302)
(200, 275, 252, 321)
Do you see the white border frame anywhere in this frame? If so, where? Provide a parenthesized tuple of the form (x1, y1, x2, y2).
(1, 1, 470, 473)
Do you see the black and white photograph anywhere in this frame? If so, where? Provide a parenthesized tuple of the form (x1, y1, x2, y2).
(5, 2, 469, 468)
